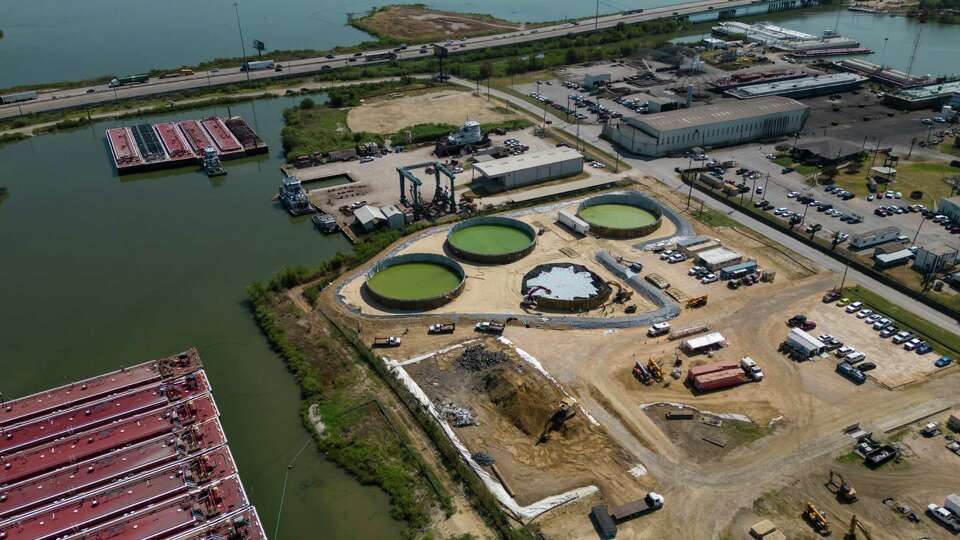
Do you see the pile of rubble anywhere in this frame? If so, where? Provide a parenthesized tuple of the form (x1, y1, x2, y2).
(437, 401, 476, 427)
(456, 344, 508, 372)
(471, 452, 495, 466)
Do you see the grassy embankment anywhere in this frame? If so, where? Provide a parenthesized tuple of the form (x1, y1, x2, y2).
(248, 226, 542, 540)
(280, 79, 529, 160)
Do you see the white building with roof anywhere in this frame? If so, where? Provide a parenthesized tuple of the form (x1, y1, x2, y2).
(474, 147, 584, 189)
(682, 332, 726, 352)
(354, 205, 386, 232)
(786, 328, 824, 358)
(697, 247, 743, 270)
(602, 96, 809, 157)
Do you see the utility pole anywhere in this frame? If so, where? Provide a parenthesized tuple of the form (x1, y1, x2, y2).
(913, 215, 926, 245)
(234, 2, 251, 82)
(595, 0, 600, 32)
(750, 174, 758, 202)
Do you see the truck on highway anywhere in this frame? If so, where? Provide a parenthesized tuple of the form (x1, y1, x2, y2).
(240, 60, 275, 72)
(0, 90, 38, 104)
(364, 52, 398, 62)
(108, 74, 149, 88)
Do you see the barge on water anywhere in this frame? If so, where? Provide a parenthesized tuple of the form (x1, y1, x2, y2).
(0, 349, 265, 540)
(106, 116, 267, 175)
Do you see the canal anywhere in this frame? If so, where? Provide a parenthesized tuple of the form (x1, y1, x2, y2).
(0, 96, 403, 539)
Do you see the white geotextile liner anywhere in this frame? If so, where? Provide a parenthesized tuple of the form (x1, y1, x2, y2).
(639, 401, 753, 423)
(387, 356, 598, 520)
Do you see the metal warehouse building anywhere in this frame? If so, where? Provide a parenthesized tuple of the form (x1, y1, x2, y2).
(602, 96, 809, 157)
(474, 147, 584, 189)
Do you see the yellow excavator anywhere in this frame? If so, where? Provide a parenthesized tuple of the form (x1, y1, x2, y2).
(646, 359, 664, 382)
(827, 470, 858, 503)
(803, 501, 831, 536)
(844, 514, 873, 540)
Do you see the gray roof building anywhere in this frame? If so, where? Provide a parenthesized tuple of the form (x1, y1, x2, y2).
(602, 97, 809, 157)
(474, 147, 584, 189)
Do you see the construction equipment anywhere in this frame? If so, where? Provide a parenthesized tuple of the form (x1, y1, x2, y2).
(428, 323, 456, 334)
(686, 295, 708, 308)
(803, 501, 831, 536)
(521, 286, 551, 308)
(536, 398, 577, 444)
(633, 360, 652, 385)
(372, 336, 401, 348)
(827, 470, 858, 503)
(844, 514, 873, 540)
(647, 359, 664, 383)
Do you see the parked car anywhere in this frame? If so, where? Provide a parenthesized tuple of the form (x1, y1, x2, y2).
(856, 309, 874, 319)
(904, 338, 923, 351)
(879, 326, 897, 338)
(836, 297, 850, 307)
(916, 343, 933, 354)
(935, 356, 953, 368)
(858, 362, 877, 372)
(701, 274, 718, 284)
(689, 266, 705, 276)
(892, 331, 914, 344)
(845, 301, 863, 313)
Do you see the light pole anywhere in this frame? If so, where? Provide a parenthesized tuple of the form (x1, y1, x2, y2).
(913, 215, 926, 245)
(595, 0, 600, 32)
(233, 2, 251, 82)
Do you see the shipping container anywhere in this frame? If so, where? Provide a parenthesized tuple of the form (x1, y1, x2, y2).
(687, 360, 740, 379)
(692, 368, 747, 391)
(558, 209, 590, 235)
(0, 90, 38, 104)
(241, 60, 275, 72)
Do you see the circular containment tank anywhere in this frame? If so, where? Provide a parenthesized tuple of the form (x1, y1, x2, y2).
(364, 253, 466, 311)
(445, 216, 537, 264)
(576, 192, 663, 239)
(521, 262, 612, 312)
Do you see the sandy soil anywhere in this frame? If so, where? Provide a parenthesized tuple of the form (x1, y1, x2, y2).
(403, 338, 652, 507)
(338, 201, 673, 317)
(347, 90, 518, 134)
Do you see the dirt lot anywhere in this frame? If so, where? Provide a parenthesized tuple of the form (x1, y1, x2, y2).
(805, 301, 944, 388)
(350, 5, 529, 43)
(347, 89, 519, 134)
(338, 199, 673, 317)
(403, 338, 652, 506)
(318, 177, 960, 538)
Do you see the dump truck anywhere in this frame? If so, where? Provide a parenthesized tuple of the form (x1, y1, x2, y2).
(428, 323, 456, 334)
(475, 321, 504, 335)
(372, 336, 401, 348)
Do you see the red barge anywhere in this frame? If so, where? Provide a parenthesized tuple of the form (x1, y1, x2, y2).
(0, 349, 263, 540)
(107, 117, 267, 175)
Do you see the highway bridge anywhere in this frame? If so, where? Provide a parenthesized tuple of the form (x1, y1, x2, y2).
(0, 0, 813, 120)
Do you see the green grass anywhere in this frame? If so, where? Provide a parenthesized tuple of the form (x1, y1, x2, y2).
(841, 285, 960, 358)
(836, 450, 861, 464)
(694, 206, 740, 228)
(832, 160, 958, 207)
(772, 156, 818, 176)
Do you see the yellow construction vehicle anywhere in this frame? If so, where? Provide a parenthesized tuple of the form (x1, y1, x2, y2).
(803, 501, 831, 535)
(844, 514, 873, 540)
(827, 470, 858, 503)
(646, 359, 664, 382)
(686, 295, 708, 309)
(536, 398, 577, 445)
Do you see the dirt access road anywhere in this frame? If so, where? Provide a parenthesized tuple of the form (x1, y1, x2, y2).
(350, 5, 531, 43)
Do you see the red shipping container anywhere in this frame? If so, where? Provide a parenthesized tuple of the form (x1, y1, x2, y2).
(692, 368, 747, 391)
(687, 360, 740, 380)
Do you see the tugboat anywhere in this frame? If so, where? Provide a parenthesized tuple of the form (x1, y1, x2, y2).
(278, 173, 315, 216)
(311, 212, 339, 233)
(201, 147, 226, 177)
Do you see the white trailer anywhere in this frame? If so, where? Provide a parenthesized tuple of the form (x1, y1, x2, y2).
(1, 90, 38, 104)
(558, 209, 590, 235)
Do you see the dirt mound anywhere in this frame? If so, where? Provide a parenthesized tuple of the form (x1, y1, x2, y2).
(481, 364, 558, 436)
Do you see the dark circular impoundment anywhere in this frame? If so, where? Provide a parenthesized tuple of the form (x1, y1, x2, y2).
(521, 262, 611, 312)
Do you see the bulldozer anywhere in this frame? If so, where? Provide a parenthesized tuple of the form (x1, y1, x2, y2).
(827, 470, 858, 503)
(844, 514, 873, 540)
(536, 398, 577, 445)
(803, 501, 831, 536)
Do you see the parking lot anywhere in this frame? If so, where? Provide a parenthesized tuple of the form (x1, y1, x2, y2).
(805, 299, 949, 388)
